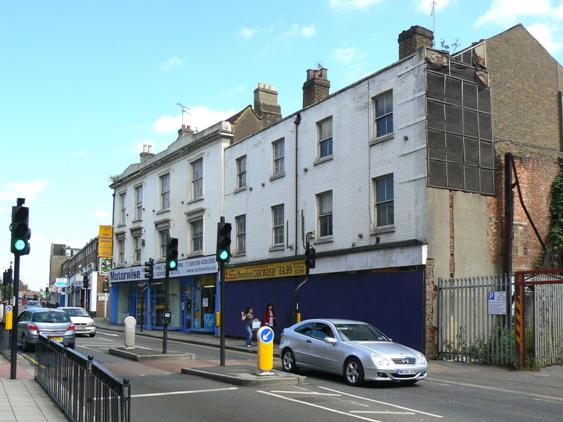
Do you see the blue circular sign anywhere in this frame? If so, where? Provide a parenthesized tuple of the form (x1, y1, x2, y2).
(258, 326, 274, 344)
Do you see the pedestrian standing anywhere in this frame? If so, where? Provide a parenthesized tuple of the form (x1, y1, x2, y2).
(261, 304, 276, 328)
(241, 306, 254, 347)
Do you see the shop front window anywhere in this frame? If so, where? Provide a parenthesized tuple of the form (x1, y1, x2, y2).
(193, 275, 216, 330)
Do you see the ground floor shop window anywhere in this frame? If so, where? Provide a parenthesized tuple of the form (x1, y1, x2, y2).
(193, 275, 216, 330)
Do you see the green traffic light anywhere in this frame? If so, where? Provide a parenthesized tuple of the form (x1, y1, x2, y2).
(169, 260, 177, 269)
(14, 239, 26, 251)
(218, 250, 230, 261)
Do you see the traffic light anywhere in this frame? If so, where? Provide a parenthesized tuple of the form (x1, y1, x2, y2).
(305, 244, 316, 269)
(102, 276, 109, 293)
(2, 269, 12, 285)
(216, 222, 232, 263)
(144, 258, 154, 281)
(166, 238, 178, 271)
(10, 203, 31, 255)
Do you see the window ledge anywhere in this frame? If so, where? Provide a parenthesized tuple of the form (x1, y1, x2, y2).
(188, 197, 204, 205)
(234, 186, 248, 194)
(187, 252, 203, 258)
(156, 209, 171, 215)
(270, 173, 285, 181)
(371, 225, 395, 235)
(117, 223, 126, 228)
(370, 133, 394, 146)
(131, 219, 142, 224)
(314, 155, 334, 166)
(314, 236, 333, 245)
(233, 251, 246, 257)
(269, 245, 285, 252)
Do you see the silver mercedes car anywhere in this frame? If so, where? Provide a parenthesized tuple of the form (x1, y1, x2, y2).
(280, 319, 427, 386)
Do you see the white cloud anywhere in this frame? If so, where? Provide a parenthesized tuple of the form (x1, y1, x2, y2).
(93, 210, 110, 219)
(528, 23, 563, 53)
(329, 0, 381, 10)
(160, 56, 184, 71)
(417, 0, 451, 14)
(332, 47, 366, 64)
(240, 27, 257, 39)
(475, 0, 555, 27)
(283, 24, 317, 38)
(0, 180, 48, 202)
(153, 105, 237, 134)
(72, 149, 86, 157)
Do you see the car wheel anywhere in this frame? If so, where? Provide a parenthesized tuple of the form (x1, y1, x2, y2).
(89, 332, 96, 337)
(21, 335, 30, 352)
(281, 349, 297, 373)
(344, 358, 364, 386)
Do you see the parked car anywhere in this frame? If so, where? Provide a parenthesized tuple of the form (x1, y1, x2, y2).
(17, 309, 75, 351)
(24, 300, 42, 310)
(58, 307, 96, 337)
(280, 319, 427, 386)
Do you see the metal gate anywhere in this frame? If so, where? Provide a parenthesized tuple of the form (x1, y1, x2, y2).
(437, 274, 515, 367)
(514, 269, 563, 368)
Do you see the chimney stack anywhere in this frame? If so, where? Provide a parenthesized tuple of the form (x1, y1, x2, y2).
(177, 124, 194, 138)
(398, 25, 434, 60)
(139, 144, 155, 163)
(253, 83, 282, 127)
(302, 68, 330, 108)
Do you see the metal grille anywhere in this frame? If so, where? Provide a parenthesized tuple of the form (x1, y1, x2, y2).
(391, 357, 416, 365)
(437, 274, 516, 367)
(35, 335, 131, 421)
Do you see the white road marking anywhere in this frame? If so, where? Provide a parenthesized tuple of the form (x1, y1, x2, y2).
(319, 386, 443, 418)
(97, 331, 119, 337)
(351, 411, 415, 415)
(257, 390, 382, 422)
(270, 390, 341, 396)
(429, 378, 563, 403)
(131, 387, 238, 398)
(76, 345, 104, 352)
(86, 337, 113, 342)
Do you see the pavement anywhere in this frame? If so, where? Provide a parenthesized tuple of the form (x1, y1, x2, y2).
(0, 355, 67, 422)
(94, 317, 277, 356)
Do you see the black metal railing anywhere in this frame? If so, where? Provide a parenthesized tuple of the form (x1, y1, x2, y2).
(35, 334, 131, 422)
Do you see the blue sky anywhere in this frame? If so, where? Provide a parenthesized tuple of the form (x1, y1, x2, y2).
(1, 0, 562, 290)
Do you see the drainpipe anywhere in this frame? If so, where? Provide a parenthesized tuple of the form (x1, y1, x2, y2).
(293, 113, 301, 322)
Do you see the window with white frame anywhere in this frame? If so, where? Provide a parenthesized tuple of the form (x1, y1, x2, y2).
(160, 173, 170, 210)
(317, 191, 333, 237)
(375, 174, 394, 227)
(192, 159, 203, 199)
(159, 230, 169, 259)
(272, 139, 285, 177)
(317, 117, 333, 159)
(375, 91, 393, 138)
(272, 205, 285, 246)
(134, 186, 143, 220)
(237, 156, 247, 189)
(117, 238, 125, 264)
(119, 192, 126, 225)
(191, 219, 203, 253)
(133, 235, 142, 263)
(236, 214, 246, 254)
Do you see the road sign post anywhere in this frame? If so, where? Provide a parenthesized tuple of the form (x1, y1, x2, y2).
(256, 326, 274, 375)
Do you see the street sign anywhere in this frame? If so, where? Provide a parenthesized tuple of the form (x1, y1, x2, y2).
(257, 326, 274, 373)
(258, 326, 274, 344)
(488, 291, 507, 315)
(5, 305, 12, 312)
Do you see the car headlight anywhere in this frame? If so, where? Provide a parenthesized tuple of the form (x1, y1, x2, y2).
(87, 321, 95, 326)
(416, 353, 427, 365)
(371, 352, 393, 368)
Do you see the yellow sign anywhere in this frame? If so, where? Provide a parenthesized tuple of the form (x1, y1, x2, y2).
(98, 225, 113, 258)
(225, 259, 306, 282)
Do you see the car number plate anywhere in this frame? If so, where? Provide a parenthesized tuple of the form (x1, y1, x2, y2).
(398, 369, 417, 375)
(51, 336, 63, 342)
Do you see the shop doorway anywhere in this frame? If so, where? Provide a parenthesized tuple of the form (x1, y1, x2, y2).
(193, 275, 216, 331)
(181, 284, 192, 330)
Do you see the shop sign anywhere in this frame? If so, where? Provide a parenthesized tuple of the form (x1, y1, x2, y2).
(99, 258, 112, 274)
(54, 278, 68, 288)
(225, 259, 306, 282)
(98, 225, 113, 258)
(109, 255, 218, 283)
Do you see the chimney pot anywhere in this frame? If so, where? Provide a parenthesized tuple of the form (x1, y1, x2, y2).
(302, 67, 330, 108)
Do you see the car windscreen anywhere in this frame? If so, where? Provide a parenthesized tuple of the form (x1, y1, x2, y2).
(32, 312, 70, 323)
(63, 308, 90, 317)
(27, 301, 40, 307)
(334, 324, 390, 341)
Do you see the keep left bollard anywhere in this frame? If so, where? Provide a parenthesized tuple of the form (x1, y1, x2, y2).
(256, 326, 274, 375)
(124, 316, 136, 349)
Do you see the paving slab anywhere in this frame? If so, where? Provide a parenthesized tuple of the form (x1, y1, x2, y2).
(181, 364, 305, 386)
(108, 346, 194, 361)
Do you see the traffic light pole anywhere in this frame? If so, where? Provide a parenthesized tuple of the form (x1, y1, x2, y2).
(163, 265, 169, 354)
(219, 261, 225, 366)
(10, 255, 20, 380)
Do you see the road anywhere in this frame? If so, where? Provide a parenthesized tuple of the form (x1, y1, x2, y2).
(19, 329, 563, 422)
